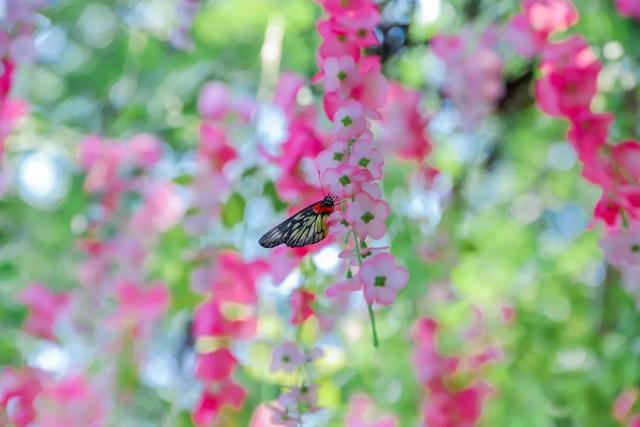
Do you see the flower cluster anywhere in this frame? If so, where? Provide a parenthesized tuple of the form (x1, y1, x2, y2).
(191, 251, 268, 425)
(510, 1, 640, 296)
(379, 82, 432, 163)
(412, 310, 503, 427)
(430, 27, 504, 130)
(313, 0, 408, 344)
(267, 341, 323, 426)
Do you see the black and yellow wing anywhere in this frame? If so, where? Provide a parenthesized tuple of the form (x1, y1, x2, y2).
(259, 202, 331, 248)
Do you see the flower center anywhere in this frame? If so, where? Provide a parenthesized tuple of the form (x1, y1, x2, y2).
(374, 276, 386, 287)
(357, 28, 367, 38)
(361, 211, 375, 223)
(632, 244, 640, 253)
(340, 0, 348, 6)
(282, 355, 290, 363)
(337, 70, 347, 81)
(339, 175, 351, 186)
(358, 157, 370, 167)
(341, 115, 353, 127)
(333, 152, 344, 161)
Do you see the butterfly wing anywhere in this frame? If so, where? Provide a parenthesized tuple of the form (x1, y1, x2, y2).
(259, 204, 330, 248)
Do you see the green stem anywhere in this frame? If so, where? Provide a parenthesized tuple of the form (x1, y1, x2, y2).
(351, 232, 379, 348)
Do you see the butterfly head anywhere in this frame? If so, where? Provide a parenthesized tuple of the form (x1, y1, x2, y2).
(323, 194, 339, 206)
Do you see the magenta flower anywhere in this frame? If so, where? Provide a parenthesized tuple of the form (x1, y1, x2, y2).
(196, 348, 238, 382)
(323, 164, 372, 199)
(348, 139, 383, 179)
(0, 367, 41, 427)
(192, 379, 246, 427)
(359, 253, 408, 306)
(617, 0, 640, 19)
(270, 341, 305, 373)
(17, 282, 69, 341)
(290, 289, 316, 325)
(345, 192, 390, 240)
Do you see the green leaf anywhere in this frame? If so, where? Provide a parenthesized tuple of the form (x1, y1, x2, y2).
(172, 174, 194, 186)
(221, 192, 246, 228)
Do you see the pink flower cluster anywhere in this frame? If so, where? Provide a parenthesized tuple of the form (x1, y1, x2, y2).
(379, 82, 432, 163)
(191, 250, 268, 425)
(614, 389, 640, 426)
(412, 310, 503, 427)
(260, 73, 327, 206)
(431, 27, 504, 130)
(509, 1, 640, 277)
(314, 0, 408, 312)
(616, 0, 640, 20)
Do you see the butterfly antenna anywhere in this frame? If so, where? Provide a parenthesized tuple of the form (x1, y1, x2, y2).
(317, 169, 327, 196)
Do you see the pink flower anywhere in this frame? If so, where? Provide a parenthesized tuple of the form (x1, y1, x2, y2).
(335, 5, 380, 48)
(271, 341, 305, 373)
(345, 394, 398, 427)
(129, 182, 185, 234)
(290, 289, 316, 325)
(315, 139, 350, 173)
(616, 0, 640, 19)
(196, 348, 238, 382)
(127, 133, 163, 168)
(17, 282, 69, 341)
(198, 82, 230, 121)
(535, 66, 599, 117)
(323, 56, 362, 97)
(505, 13, 539, 57)
(524, 0, 578, 39)
(211, 251, 268, 305)
(192, 379, 246, 426)
(379, 83, 431, 162)
(412, 318, 459, 387)
(359, 253, 408, 306)
(109, 281, 169, 334)
(193, 299, 257, 340)
(567, 111, 613, 163)
(36, 374, 107, 427)
(274, 73, 304, 117)
(323, 164, 372, 199)
(199, 122, 238, 169)
(600, 227, 640, 267)
(348, 139, 383, 179)
(325, 277, 361, 298)
(614, 389, 638, 422)
(346, 192, 390, 240)
(334, 101, 369, 139)
(468, 346, 503, 371)
(0, 368, 41, 427)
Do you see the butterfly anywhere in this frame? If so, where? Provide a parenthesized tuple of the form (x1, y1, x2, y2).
(259, 195, 338, 248)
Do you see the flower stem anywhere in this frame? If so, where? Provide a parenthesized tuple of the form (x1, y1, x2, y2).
(352, 232, 379, 348)
(367, 303, 379, 347)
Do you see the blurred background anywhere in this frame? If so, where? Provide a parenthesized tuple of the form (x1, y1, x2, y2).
(1, 0, 640, 426)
